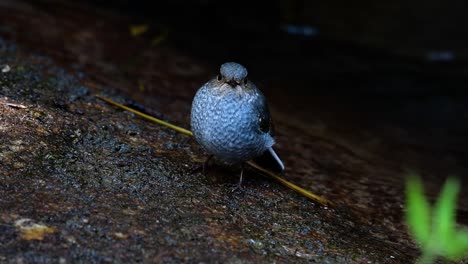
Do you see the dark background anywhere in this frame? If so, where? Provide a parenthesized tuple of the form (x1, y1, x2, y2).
(82, 0, 468, 101)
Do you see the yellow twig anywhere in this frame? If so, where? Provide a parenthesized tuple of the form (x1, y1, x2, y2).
(247, 161, 332, 206)
(95, 95, 192, 136)
(96, 95, 333, 206)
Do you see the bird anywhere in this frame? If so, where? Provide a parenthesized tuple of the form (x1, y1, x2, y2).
(191, 62, 284, 189)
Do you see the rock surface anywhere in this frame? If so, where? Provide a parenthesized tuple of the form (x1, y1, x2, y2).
(0, 1, 467, 263)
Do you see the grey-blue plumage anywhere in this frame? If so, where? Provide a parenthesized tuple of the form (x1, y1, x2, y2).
(191, 62, 284, 184)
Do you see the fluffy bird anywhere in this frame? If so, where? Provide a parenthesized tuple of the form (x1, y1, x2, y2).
(191, 62, 284, 187)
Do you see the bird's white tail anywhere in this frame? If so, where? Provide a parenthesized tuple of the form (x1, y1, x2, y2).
(268, 147, 285, 172)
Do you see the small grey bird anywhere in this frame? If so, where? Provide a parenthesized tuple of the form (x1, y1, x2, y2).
(191, 62, 284, 187)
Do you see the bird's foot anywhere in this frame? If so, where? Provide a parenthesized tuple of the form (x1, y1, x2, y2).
(230, 165, 244, 192)
(230, 182, 244, 193)
(190, 155, 214, 175)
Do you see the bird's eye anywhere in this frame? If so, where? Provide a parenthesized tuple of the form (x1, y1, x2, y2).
(217, 75, 222, 81)
(243, 78, 248, 85)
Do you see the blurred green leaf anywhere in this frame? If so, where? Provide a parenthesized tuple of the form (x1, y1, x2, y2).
(433, 177, 459, 249)
(446, 229, 468, 260)
(406, 175, 468, 263)
(406, 175, 431, 246)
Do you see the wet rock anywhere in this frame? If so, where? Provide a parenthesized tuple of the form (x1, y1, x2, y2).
(3, 2, 465, 263)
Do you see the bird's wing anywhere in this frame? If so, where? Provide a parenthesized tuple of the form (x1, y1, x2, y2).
(252, 91, 284, 172)
(255, 93, 272, 134)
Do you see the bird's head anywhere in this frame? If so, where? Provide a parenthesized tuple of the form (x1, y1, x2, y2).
(217, 62, 249, 88)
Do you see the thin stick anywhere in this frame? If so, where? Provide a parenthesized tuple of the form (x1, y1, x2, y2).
(95, 95, 192, 136)
(247, 161, 332, 206)
(0, 101, 27, 109)
(95, 95, 333, 206)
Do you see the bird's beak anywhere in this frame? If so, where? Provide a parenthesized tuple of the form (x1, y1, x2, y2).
(227, 80, 239, 87)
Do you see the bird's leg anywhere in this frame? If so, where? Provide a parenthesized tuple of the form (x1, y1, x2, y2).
(190, 155, 214, 175)
(231, 163, 245, 192)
